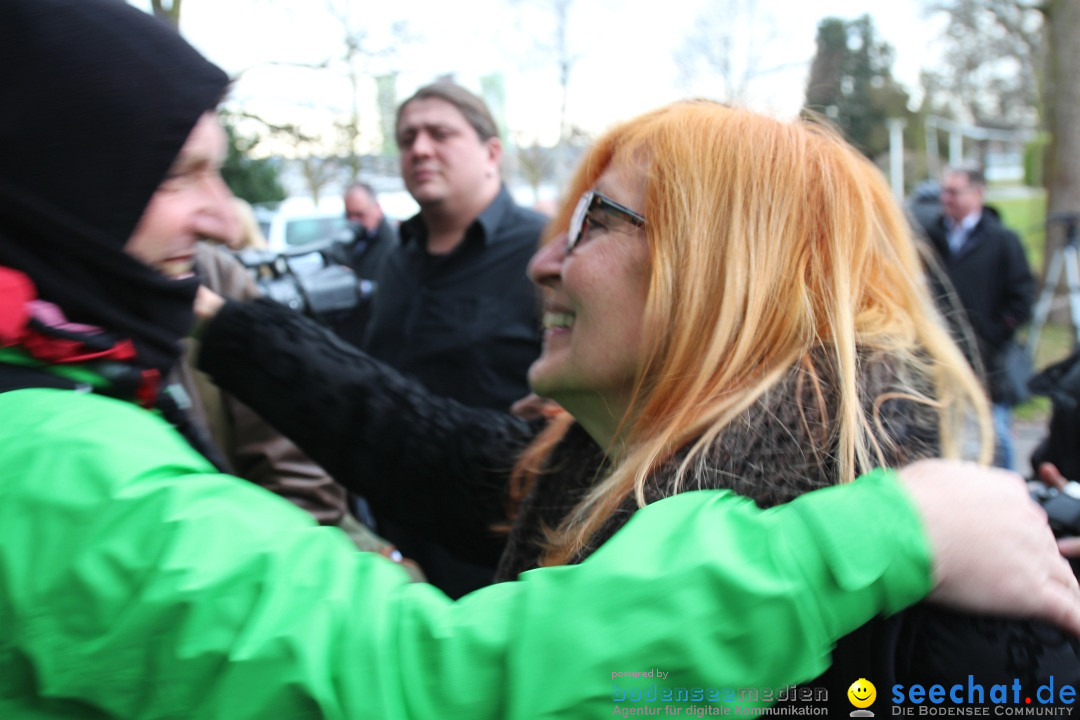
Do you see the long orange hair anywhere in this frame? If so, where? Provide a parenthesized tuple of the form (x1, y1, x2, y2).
(512, 101, 991, 566)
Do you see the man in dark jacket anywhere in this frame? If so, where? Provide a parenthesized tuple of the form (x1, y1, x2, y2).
(343, 181, 398, 280)
(330, 182, 398, 346)
(926, 166, 1035, 470)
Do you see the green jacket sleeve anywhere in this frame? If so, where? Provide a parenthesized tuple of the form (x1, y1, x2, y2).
(0, 389, 931, 719)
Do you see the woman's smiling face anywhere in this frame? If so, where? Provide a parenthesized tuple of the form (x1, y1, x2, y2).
(526, 160, 650, 446)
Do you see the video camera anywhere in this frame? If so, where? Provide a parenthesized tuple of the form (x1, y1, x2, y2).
(233, 239, 374, 321)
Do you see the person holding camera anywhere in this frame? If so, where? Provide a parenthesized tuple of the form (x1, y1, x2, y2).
(327, 182, 398, 346)
(342, 181, 397, 279)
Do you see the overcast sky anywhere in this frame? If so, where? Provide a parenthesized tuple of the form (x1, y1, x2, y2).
(133, 0, 946, 149)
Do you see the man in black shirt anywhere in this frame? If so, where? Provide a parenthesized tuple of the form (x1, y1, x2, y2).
(363, 81, 548, 597)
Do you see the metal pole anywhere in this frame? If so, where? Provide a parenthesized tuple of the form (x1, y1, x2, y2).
(887, 118, 906, 200)
(949, 130, 963, 167)
(926, 118, 940, 180)
(1063, 244, 1080, 347)
(1028, 246, 1063, 356)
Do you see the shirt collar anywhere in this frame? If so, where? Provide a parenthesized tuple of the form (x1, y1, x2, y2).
(399, 185, 514, 249)
(945, 210, 982, 233)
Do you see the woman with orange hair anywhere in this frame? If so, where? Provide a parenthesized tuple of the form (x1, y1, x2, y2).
(198, 101, 1077, 710)
(510, 101, 990, 569)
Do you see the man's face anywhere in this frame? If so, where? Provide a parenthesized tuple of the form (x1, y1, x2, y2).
(396, 97, 501, 211)
(124, 112, 238, 278)
(344, 188, 383, 233)
(940, 171, 983, 224)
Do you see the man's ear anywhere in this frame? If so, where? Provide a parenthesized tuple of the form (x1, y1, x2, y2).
(485, 136, 503, 171)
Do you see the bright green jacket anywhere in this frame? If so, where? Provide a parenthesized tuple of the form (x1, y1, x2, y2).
(0, 388, 931, 719)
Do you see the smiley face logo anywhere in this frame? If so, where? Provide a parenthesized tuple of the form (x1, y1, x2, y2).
(848, 678, 877, 709)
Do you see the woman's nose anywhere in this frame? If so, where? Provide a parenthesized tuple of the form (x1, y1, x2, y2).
(527, 232, 567, 287)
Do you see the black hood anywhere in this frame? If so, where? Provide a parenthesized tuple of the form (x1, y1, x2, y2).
(0, 0, 230, 376)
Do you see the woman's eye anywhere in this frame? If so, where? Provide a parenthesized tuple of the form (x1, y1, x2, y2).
(582, 212, 607, 236)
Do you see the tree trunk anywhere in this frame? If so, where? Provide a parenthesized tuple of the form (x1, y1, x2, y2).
(1042, 0, 1080, 327)
(150, 0, 181, 29)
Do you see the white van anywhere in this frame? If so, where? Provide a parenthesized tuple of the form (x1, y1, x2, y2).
(255, 197, 350, 253)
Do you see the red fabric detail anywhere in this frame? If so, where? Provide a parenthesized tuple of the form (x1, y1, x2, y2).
(21, 332, 138, 364)
(1, 265, 138, 365)
(0, 267, 34, 345)
(135, 368, 160, 409)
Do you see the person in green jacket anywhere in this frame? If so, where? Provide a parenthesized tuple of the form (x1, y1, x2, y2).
(0, 385, 1069, 719)
(0, 1, 1077, 718)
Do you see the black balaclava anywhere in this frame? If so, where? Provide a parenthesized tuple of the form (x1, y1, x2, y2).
(0, 0, 230, 378)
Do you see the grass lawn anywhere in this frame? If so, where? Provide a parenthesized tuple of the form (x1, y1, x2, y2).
(987, 189, 1048, 269)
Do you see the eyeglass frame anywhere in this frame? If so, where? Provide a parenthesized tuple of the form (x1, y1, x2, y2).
(566, 190, 646, 254)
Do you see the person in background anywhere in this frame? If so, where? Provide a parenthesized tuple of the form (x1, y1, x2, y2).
(329, 182, 398, 347)
(342, 181, 397, 278)
(128, 173, 405, 561)
(117, 176, 356, 528)
(925, 165, 1035, 470)
(362, 81, 548, 597)
(231, 197, 268, 250)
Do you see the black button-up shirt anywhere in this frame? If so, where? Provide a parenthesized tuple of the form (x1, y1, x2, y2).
(363, 185, 547, 412)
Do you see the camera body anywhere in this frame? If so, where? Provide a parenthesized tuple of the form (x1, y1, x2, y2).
(1031, 481, 1080, 536)
(1030, 480, 1080, 576)
(234, 240, 374, 320)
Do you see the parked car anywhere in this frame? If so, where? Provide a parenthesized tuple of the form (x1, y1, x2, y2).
(254, 198, 350, 253)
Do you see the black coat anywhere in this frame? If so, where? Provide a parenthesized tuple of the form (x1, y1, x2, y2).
(328, 218, 398, 347)
(348, 217, 398, 282)
(926, 209, 1035, 402)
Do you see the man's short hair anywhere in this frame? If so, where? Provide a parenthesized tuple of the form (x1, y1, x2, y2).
(344, 182, 378, 200)
(945, 165, 986, 188)
(395, 81, 499, 144)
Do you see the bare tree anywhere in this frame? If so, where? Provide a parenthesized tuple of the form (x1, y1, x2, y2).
(929, 0, 1080, 319)
(516, 141, 556, 199)
(230, 1, 410, 188)
(504, 0, 586, 192)
(324, 1, 410, 184)
(675, 0, 794, 105)
(508, 0, 579, 145)
(924, 0, 1042, 127)
(296, 155, 338, 205)
(550, 0, 574, 143)
(229, 112, 336, 203)
(1042, 0, 1080, 286)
